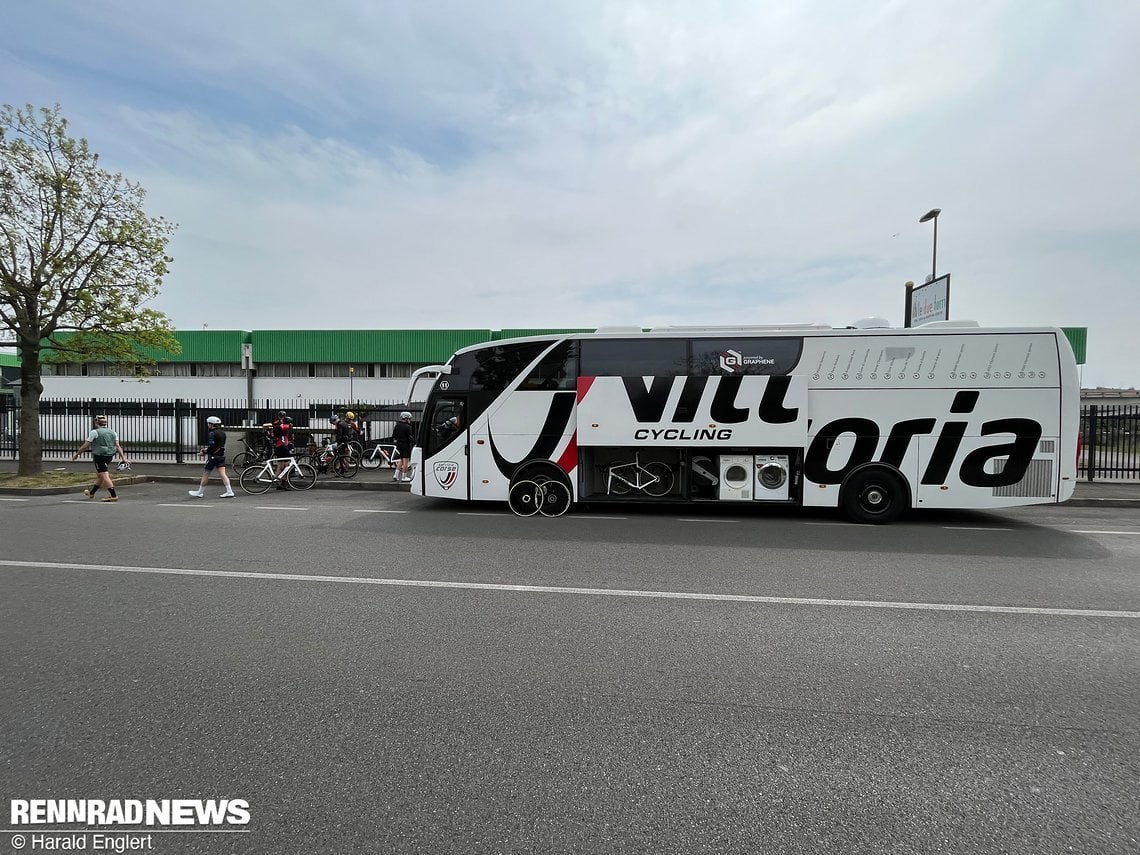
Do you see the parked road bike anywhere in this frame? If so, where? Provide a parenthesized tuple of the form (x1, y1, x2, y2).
(305, 440, 360, 478)
(605, 452, 674, 497)
(359, 441, 399, 470)
(230, 433, 274, 472)
(239, 455, 317, 493)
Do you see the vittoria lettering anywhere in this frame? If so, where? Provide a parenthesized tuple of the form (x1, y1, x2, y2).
(620, 375, 800, 426)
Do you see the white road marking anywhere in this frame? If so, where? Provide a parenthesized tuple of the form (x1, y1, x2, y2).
(942, 526, 1014, 531)
(1068, 529, 1140, 536)
(254, 506, 309, 511)
(2, 559, 1137, 619)
(353, 509, 408, 514)
(0, 497, 30, 502)
(156, 503, 216, 508)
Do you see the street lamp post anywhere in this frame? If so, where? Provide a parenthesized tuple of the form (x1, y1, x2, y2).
(919, 208, 941, 281)
(349, 366, 355, 406)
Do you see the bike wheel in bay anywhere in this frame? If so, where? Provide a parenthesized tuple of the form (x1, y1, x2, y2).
(239, 466, 273, 494)
(537, 480, 572, 517)
(359, 447, 382, 470)
(231, 451, 252, 472)
(508, 479, 542, 516)
(642, 462, 675, 497)
(286, 462, 317, 490)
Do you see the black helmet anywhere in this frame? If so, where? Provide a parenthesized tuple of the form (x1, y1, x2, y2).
(278, 410, 287, 418)
(282, 415, 293, 423)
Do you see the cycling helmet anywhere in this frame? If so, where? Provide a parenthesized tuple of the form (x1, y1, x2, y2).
(206, 416, 222, 425)
(330, 415, 340, 425)
(400, 411, 412, 421)
(282, 415, 293, 423)
(346, 411, 356, 420)
(278, 410, 287, 418)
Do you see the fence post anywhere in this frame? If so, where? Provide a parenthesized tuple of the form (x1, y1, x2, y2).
(175, 399, 184, 464)
(1086, 405, 1097, 482)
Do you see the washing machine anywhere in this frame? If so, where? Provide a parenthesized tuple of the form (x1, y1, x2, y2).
(719, 455, 754, 501)
(754, 454, 790, 501)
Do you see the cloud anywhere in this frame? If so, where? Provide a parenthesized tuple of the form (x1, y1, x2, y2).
(3, 0, 1138, 385)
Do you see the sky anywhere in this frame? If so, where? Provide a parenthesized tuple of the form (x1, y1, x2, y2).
(2, 0, 1138, 387)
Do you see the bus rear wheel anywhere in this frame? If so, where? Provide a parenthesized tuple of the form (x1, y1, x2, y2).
(840, 465, 908, 524)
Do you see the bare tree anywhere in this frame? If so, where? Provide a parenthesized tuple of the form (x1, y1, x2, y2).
(0, 104, 179, 474)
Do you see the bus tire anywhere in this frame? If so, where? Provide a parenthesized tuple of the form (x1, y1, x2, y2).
(840, 465, 909, 525)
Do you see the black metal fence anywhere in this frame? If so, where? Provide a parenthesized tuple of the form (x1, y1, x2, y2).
(2, 396, 1138, 479)
(0, 396, 421, 463)
(1080, 404, 1140, 480)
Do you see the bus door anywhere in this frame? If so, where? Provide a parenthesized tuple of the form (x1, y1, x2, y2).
(422, 396, 469, 499)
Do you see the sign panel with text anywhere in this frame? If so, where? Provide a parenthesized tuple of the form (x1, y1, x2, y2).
(905, 274, 950, 327)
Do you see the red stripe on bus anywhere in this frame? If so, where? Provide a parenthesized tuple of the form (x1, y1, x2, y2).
(577, 376, 595, 402)
(558, 434, 578, 474)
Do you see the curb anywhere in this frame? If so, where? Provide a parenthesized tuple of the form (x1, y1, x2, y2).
(139, 475, 409, 492)
(0, 474, 150, 496)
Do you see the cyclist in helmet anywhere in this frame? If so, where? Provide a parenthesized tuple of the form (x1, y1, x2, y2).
(334, 409, 357, 464)
(392, 410, 415, 482)
(190, 416, 234, 498)
(261, 411, 294, 487)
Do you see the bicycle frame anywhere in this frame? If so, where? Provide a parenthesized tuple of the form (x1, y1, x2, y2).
(606, 453, 659, 494)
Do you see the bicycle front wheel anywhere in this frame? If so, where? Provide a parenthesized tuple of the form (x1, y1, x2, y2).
(286, 462, 317, 490)
(642, 462, 675, 497)
(333, 455, 359, 478)
(359, 447, 382, 470)
(231, 451, 252, 472)
(608, 464, 633, 495)
(239, 466, 273, 494)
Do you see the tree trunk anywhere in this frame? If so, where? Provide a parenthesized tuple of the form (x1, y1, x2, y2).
(17, 344, 44, 476)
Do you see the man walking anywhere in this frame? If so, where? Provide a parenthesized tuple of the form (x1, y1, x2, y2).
(72, 415, 129, 502)
(189, 416, 235, 498)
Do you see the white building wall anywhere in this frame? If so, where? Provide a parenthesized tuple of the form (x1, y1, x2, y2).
(39, 375, 412, 402)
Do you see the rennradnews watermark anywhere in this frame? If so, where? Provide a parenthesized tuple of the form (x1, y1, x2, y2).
(6, 800, 250, 851)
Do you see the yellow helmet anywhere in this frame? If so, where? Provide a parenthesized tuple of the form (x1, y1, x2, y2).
(345, 411, 356, 420)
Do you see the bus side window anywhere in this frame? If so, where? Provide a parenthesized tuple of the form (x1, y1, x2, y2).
(520, 341, 578, 390)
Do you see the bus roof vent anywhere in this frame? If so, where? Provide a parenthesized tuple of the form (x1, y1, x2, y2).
(849, 317, 891, 329)
(594, 326, 644, 334)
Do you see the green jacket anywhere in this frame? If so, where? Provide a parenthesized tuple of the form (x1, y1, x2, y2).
(89, 427, 118, 457)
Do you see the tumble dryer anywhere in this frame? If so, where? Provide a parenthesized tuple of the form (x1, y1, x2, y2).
(719, 455, 754, 501)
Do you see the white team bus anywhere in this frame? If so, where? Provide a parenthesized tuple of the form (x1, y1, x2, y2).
(407, 321, 1080, 523)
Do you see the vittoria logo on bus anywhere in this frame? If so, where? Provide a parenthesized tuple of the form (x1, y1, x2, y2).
(719, 349, 776, 373)
(434, 461, 459, 489)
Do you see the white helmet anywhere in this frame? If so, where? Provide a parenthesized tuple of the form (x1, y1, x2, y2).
(400, 411, 412, 421)
(206, 416, 222, 425)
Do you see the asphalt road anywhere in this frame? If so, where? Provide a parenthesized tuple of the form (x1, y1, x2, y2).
(1, 486, 1138, 854)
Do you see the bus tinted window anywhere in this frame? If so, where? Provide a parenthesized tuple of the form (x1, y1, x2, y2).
(446, 342, 550, 392)
(580, 339, 688, 377)
(520, 341, 578, 391)
(690, 338, 803, 376)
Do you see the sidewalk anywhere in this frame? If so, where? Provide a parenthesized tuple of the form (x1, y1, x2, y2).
(0, 459, 412, 494)
(1, 459, 1137, 505)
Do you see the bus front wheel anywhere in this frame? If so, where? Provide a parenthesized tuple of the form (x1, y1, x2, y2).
(840, 465, 908, 525)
